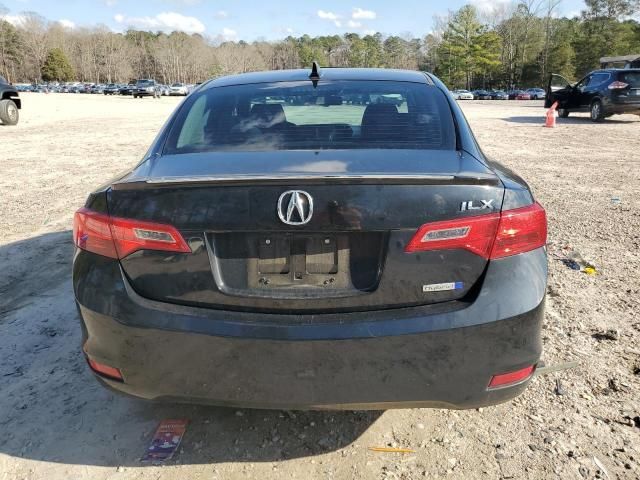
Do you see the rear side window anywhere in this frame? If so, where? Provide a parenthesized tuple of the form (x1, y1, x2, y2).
(619, 72, 640, 87)
(164, 80, 456, 153)
(587, 73, 611, 86)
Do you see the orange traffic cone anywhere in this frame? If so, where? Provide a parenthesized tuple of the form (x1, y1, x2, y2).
(544, 101, 558, 128)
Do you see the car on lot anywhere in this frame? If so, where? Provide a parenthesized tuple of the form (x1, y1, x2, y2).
(472, 89, 492, 100)
(489, 90, 509, 100)
(0, 76, 21, 125)
(170, 83, 189, 96)
(525, 88, 546, 100)
(119, 83, 135, 95)
(546, 69, 640, 121)
(73, 66, 547, 410)
(133, 79, 161, 98)
(450, 89, 474, 100)
(104, 84, 120, 95)
(515, 91, 531, 100)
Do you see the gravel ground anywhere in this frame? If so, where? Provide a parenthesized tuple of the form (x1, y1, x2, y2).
(0, 93, 639, 480)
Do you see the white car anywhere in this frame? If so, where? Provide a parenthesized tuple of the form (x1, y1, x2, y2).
(451, 89, 474, 100)
(169, 83, 188, 96)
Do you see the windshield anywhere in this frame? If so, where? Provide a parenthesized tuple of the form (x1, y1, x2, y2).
(137, 80, 153, 86)
(172, 83, 184, 87)
(164, 80, 456, 153)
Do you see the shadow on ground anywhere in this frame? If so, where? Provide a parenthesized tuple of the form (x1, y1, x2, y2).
(505, 115, 638, 125)
(0, 232, 381, 467)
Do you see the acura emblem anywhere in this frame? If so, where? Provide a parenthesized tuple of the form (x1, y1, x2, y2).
(277, 190, 313, 225)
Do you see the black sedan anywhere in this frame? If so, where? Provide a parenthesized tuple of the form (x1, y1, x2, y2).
(472, 89, 492, 100)
(119, 83, 135, 95)
(73, 66, 547, 410)
(489, 90, 509, 100)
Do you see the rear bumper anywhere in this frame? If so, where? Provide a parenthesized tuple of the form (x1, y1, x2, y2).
(603, 96, 640, 114)
(74, 248, 547, 410)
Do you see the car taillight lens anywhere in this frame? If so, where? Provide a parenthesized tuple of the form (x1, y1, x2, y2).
(405, 213, 500, 258)
(608, 81, 629, 90)
(405, 202, 546, 260)
(490, 202, 547, 259)
(73, 207, 190, 259)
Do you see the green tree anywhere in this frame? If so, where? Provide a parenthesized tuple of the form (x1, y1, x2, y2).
(572, 0, 640, 75)
(0, 19, 21, 81)
(436, 5, 500, 88)
(41, 47, 74, 81)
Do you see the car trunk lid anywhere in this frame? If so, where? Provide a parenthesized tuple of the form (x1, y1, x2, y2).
(107, 150, 504, 313)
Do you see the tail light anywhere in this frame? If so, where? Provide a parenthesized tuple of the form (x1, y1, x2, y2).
(490, 202, 546, 258)
(73, 207, 190, 259)
(405, 214, 500, 258)
(608, 81, 629, 90)
(405, 202, 547, 259)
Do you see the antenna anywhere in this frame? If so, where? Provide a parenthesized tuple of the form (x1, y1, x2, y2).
(309, 61, 321, 87)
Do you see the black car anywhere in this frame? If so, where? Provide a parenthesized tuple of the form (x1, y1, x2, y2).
(133, 79, 161, 98)
(0, 76, 20, 125)
(119, 83, 136, 95)
(489, 90, 509, 100)
(546, 69, 640, 121)
(73, 66, 547, 410)
(472, 89, 492, 100)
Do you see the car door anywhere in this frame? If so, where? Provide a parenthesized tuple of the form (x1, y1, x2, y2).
(579, 72, 611, 107)
(571, 74, 596, 110)
(546, 74, 575, 108)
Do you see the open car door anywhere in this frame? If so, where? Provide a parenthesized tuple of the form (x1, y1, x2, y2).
(545, 73, 573, 108)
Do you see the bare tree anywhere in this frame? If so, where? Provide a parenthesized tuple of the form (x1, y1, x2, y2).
(17, 12, 49, 81)
(540, 0, 562, 83)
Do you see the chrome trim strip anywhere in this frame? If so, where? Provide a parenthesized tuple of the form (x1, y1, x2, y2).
(142, 174, 458, 184)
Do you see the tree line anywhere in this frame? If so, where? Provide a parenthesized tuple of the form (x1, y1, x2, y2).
(1, 0, 639, 89)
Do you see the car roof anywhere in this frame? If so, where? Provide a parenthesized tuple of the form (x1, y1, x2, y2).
(591, 68, 640, 73)
(206, 68, 431, 88)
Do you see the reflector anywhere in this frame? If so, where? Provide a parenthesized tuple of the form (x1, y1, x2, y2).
(488, 365, 535, 389)
(87, 357, 124, 381)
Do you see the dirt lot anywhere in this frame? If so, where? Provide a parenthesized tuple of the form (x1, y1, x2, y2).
(1, 93, 639, 480)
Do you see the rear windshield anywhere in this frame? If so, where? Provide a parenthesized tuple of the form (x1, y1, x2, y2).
(164, 80, 456, 153)
(619, 72, 640, 87)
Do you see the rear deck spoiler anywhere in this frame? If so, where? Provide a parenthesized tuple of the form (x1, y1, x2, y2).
(110, 173, 501, 190)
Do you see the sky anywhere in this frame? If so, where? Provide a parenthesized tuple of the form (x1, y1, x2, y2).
(1, 0, 587, 41)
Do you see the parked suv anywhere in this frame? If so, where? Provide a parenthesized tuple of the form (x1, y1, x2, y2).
(546, 69, 640, 121)
(133, 79, 161, 99)
(0, 76, 21, 125)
